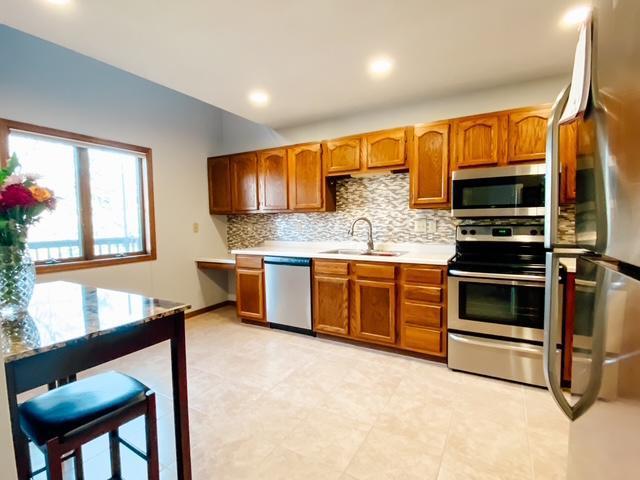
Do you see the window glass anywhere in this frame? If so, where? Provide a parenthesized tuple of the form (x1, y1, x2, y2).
(8, 133, 83, 261)
(88, 148, 144, 256)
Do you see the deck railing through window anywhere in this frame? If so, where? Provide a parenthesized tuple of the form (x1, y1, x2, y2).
(29, 237, 142, 262)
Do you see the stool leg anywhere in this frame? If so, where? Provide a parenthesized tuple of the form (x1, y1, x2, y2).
(145, 392, 160, 480)
(73, 446, 84, 480)
(109, 429, 122, 479)
(44, 439, 63, 480)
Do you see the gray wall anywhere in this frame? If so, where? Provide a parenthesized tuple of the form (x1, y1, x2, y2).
(0, 25, 236, 310)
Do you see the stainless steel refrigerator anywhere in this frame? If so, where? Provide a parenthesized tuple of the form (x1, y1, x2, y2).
(544, 1, 640, 479)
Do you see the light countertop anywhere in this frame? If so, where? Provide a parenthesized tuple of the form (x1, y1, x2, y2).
(195, 256, 236, 265)
(230, 241, 455, 266)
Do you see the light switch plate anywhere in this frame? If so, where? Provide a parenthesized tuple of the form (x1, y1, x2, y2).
(192, 222, 200, 233)
(414, 218, 427, 233)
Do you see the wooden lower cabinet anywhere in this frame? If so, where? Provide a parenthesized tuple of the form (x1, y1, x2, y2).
(399, 265, 447, 357)
(313, 275, 350, 335)
(311, 260, 447, 357)
(352, 279, 396, 345)
(235, 255, 265, 322)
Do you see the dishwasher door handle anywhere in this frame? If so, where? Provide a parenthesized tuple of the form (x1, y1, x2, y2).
(264, 256, 312, 267)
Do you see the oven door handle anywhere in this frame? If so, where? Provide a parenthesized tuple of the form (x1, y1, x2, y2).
(448, 269, 545, 282)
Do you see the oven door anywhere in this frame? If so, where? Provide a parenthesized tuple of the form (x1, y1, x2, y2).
(451, 165, 546, 218)
(448, 270, 562, 342)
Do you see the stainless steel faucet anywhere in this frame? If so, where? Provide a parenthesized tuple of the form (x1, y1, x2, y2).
(348, 217, 374, 251)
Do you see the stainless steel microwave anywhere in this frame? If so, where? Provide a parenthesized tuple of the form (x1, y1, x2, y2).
(451, 164, 546, 218)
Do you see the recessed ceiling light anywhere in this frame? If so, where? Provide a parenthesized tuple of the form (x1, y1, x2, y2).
(560, 5, 592, 28)
(368, 56, 394, 78)
(248, 89, 270, 107)
(46, 0, 71, 5)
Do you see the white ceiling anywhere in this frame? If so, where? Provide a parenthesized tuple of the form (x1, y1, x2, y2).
(0, 0, 580, 128)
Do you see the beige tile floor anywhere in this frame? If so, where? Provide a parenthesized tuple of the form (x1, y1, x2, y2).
(23, 306, 569, 479)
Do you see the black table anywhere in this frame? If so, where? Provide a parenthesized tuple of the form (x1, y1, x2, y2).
(1, 281, 192, 480)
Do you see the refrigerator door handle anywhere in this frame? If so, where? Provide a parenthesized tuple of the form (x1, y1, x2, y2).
(544, 84, 571, 249)
(544, 253, 606, 421)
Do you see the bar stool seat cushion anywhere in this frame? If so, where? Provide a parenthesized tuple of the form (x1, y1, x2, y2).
(19, 371, 148, 446)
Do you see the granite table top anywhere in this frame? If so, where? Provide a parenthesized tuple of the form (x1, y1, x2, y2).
(1, 281, 190, 363)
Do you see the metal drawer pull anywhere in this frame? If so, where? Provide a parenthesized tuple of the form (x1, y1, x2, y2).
(449, 333, 545, 355)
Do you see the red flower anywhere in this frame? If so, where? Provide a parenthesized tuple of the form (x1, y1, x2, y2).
(1, 184, 37, 208)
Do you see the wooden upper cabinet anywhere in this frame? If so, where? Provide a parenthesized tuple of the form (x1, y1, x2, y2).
(207, 156, 232, 214)
(230, 152, 259, 212)
(453, 114, 504, 169)
(363, 128, 407, 169)
(288, 143, 324, 210)
(507, 108, 550, 164)
(352, 278, 396, 345)
(323, 136, 363, 175)
(258, 148, 288, 211)
(409, 123, 450, 208)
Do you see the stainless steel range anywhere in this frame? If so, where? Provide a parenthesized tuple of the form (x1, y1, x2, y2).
(447, 224, 564, 386)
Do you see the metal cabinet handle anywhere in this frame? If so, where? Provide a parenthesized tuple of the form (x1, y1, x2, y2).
(543, 252, 606, 421)
(544, 84, 571, 249)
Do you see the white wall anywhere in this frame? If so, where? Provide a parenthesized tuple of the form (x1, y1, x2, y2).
(275, 75, 569, 146)
(0, 25, 231, 311)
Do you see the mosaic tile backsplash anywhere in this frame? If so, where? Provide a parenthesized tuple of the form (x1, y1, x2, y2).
(226, 173, 576, 250)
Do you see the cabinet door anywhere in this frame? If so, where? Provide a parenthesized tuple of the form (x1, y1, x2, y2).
(352, 279, 396, 345)
(507, 108, 549, 163)
(207, 156, 232, 214)
(313, 275, 350, 335)
(231, 153, 259, 212)
(322, 136, 363, 175)
(258, 148, 288, 211)
(453, 114, 503, 168)
(560, 120, 578, 204)
(364, 128, 407, 169)
(236, 268, 265, 321)
(288, 143, 324, 210)
(409, 123, 450, 208)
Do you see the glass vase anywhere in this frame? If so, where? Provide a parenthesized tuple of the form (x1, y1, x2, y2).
(0, 247, 36, 320)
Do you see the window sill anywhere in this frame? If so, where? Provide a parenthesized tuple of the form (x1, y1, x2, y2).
(36, 253, 157, 274)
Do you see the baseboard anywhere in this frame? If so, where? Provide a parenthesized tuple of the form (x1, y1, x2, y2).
(186, 300, 236, 319)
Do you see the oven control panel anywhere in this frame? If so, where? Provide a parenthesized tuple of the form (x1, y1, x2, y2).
(457, 225, 545, 242)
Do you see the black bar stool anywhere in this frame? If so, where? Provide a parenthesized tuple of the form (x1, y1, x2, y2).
(18, 371, 159, 480)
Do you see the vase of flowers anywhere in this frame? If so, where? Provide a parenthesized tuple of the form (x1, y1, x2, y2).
(0, 154, 55, 320)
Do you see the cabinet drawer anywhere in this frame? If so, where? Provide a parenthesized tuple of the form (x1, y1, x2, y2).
(403, 285, 442, 304)
(236, 255, 263, 269)
(402, 326, 443, 355)
(314, 260, 349, 276)
(354, 263, 395, 280)
(402, 302, 442, 328)
(401, 266, 443, 285)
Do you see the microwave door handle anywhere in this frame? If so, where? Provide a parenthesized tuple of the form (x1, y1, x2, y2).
(544, 84, 571, 249)
(543, 253, 606, 421)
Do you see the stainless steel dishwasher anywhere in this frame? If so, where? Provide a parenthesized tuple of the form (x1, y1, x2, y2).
(264, 256, 314, 335)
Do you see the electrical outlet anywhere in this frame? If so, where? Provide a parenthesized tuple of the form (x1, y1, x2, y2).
(192, 222, 200, 233)
(427, 220, 438, 234)
(414, 218, 427, 233)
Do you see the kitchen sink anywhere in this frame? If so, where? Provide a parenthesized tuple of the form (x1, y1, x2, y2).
(320, 249, 406, 257)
